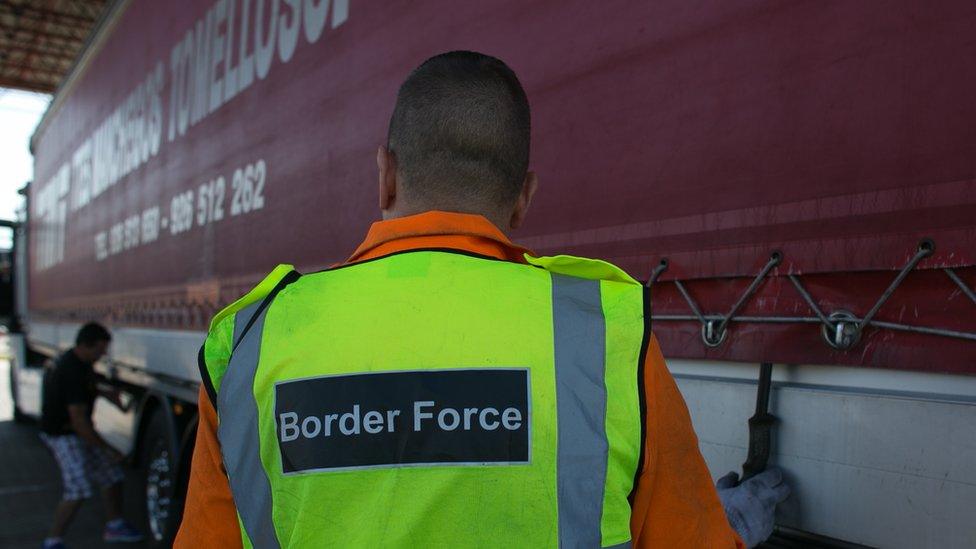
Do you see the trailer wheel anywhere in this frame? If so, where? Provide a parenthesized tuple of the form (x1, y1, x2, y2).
(140, 410, 182, 545)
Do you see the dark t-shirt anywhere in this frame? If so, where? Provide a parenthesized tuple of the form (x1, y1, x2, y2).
(40, 350, 98, 435)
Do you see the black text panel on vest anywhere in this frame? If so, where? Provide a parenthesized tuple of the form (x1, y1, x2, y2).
(275, 368, 530, 473)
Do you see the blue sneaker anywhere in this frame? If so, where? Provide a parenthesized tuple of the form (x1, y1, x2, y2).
(42, 538, 66, 549)
(103, 519, 144, 543)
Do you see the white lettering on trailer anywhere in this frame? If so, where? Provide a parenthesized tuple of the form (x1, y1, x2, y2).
(34, 164, 70, 271)
(196, 177, 226, 226)
(191, 13, 211, 127)
(210, 0, 228, 112)
(235, 0, 256, 101)
(303, 0, 329, 43)
(279, 0, 300, 64)
(71, 63, 164, 215)
(40, 0, 352, 270)
(141, 207, 161, 244)
(254, 0, 277, 79)
(93, 159, 266, 262)
(166, 0, 349, 142)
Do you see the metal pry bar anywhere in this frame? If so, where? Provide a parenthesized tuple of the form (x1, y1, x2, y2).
(741, 362, 775, 481)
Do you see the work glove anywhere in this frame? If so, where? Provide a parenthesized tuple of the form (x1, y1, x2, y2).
(716, 468, 791, 548)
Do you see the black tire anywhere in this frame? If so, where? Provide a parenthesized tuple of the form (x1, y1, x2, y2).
(139, 409, 184, 546)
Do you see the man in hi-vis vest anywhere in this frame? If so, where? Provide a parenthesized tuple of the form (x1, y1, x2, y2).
(177, 51, 789, 548)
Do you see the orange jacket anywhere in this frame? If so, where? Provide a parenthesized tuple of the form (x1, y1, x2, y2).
(175, 211, 743, 548)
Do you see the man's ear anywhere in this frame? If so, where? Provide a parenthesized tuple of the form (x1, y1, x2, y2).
(377, 145, 398, 214)
(509, 171, 538, 230)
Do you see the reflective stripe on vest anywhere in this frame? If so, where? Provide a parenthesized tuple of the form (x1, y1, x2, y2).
(218, 300, 281, 549)
(210, 251, 644, 548)
(552, 274, 608, 548)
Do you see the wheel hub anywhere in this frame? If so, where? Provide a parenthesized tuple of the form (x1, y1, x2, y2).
(145, 448, 172, 542)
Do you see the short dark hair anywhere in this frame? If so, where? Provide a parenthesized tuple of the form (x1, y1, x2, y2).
(75, 322, 111, 347)
(387, 51, 531, 208)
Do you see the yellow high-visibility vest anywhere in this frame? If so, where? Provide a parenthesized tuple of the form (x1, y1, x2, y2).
(201, 250, 648, 548)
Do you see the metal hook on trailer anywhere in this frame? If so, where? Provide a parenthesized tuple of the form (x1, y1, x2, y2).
(855, 239, 934, 331)
(648, 258, 669, 286)
(944, 267, 976, 305)
(717, 251, 783, 334)
(673, 251, 782, 347)
(787, 278, 862, 349)
(790, 239, 935, 350)
(652, 238, 976, 348)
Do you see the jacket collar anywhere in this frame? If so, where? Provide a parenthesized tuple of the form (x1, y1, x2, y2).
(346, 211, 533, 264)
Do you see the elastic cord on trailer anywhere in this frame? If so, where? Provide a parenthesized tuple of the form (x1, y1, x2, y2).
(648, 239, 976, 349)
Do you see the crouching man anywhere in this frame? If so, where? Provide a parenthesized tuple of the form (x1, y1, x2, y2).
(39, 322, 143, 548)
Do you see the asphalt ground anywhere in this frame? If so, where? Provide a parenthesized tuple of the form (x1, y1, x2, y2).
(0, 357, 152, 549)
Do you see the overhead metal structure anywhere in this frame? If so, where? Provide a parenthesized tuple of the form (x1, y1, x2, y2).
(0, 0, 108, 93)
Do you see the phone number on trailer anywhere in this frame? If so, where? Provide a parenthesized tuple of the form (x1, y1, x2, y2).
(95, 159, 266, 261)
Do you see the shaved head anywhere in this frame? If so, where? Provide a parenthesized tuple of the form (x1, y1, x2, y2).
(387, 51, 531, 211)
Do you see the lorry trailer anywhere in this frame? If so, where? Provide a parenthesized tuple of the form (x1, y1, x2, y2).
(7, 0, 976, 547)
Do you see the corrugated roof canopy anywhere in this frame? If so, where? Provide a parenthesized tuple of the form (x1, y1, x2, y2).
(0, 0, 107, 93)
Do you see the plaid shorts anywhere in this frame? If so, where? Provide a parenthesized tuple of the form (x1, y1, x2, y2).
(40, 433, 125, 500)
